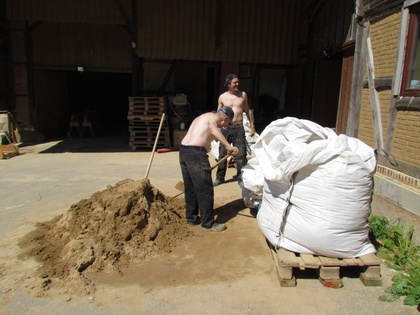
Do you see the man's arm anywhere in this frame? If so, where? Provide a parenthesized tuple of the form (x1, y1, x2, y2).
(216, 94, 223, 111)
(209, 121, 238, 156)
(248, 108, 255, 126)
(242, 92, 255, 132)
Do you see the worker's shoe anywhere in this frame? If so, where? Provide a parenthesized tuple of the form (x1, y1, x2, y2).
(213, 178, 225, 186)
(187, 218, 201, 226)
(201, 222, 227, 232)
(236, 174, 243, 185)
(233, 173, 242, 180)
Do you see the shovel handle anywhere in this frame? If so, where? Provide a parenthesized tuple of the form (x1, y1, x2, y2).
(211, 154, 229, 170)
(144, 113, 166, 179)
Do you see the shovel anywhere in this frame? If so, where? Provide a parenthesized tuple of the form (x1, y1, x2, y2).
(175, 154, 229, 192)
(144, 113, 166, 179)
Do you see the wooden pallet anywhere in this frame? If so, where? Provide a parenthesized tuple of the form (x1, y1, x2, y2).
(267, 240, 382, 288)
(0, 144, 19, 159)
(129, 120, 170, 136)
(128, 119, 166, 130)
(127, 96, 171, 150)
(128, 124, 170, 150)
(127, 115, 163, 121)
(129, 133, 170, 150)
(128, 96, 166, 116)
(129, 130, 170, 141)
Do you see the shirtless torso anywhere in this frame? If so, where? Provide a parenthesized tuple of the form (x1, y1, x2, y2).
(181, 112, 235, 153)
(217, 77, 254, 129)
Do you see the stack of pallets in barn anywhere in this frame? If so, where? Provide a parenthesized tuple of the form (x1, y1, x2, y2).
(128, 96, 170, 151)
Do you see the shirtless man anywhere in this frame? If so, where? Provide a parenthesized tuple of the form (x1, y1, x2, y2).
(179, 107, 238, 232)
(214, 74, 255, 186)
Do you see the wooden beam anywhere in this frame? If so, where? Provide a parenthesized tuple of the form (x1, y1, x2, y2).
(347, 5, 368, 137)
(387, 7, 409, 155)
(365, 37, 384, 149)
(385, 97, 397, 152)
(28, 21, 44, 32)
(362, 77, 393, 90)
(363, 0, 404, 20)
(113, 0, 136, 41)
(395, 97, 420, 110)
(215, 0, 223, 47)
(158, 61, 176, 94)
(25, 21, 36, 130)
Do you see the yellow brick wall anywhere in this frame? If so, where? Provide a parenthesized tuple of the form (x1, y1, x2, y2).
(393, 111, 420, 165)
(359, 11, 420, 167)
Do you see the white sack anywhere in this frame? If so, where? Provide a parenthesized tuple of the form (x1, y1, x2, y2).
(211, 112, 259, 163)
(210, 140, 220, 160)
(243, 113, 259, 155)
(255, 117, 377, 258)
(241, 156, 264, 193)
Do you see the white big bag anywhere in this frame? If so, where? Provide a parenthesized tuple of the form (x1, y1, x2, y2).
(252, 117, 376, 258)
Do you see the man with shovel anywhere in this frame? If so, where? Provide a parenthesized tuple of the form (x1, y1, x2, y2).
(179, 107, 238, 232)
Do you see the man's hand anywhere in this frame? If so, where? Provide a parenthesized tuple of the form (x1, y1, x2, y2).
(227, 146, 239, 157)
(250, 126, 256, 137)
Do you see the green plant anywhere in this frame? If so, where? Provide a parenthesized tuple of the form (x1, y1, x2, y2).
(369, 215, 420, 306)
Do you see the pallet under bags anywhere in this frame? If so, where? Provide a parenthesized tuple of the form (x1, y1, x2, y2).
(248, 117, 377, 258)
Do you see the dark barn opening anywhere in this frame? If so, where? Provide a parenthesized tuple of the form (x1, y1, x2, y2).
(67, 72, 132, 137)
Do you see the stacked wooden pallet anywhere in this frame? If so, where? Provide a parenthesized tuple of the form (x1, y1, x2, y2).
(267, 240, 382, 288)
(0, 144, 19, 159)
(0, 111, 20, 159)
(128, 96, 170, 150)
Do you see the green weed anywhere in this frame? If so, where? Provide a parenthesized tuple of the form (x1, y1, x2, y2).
(369, 215, 420, 306)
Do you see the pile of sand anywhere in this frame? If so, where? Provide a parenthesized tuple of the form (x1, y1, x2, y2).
(20, 178, 190, 297)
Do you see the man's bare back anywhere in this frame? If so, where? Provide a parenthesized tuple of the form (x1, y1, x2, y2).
(181, 111, 236, 154)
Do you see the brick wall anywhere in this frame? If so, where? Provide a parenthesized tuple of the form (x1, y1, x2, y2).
(393, 111, 420, 165)
(359, 11, 420, 167)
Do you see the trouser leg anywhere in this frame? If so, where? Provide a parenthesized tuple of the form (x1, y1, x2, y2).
(233, 126, 247, 176)
(180, 150, 199, 224)
(180, 148, 214, 228)
(191, 155, 214, 228)
(215, 128, 230, 181)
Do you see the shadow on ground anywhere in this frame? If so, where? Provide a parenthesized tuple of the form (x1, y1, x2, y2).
(19, 133, 150, 154)
(215, 198, 251, 223)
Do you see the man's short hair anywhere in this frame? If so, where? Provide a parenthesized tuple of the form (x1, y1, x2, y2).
(224, 74, 238, 87)
(219, 106, 234, 122)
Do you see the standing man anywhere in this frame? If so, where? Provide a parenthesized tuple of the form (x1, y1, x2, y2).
(214, 74, 255, 186)
(179, 107, 238, 232)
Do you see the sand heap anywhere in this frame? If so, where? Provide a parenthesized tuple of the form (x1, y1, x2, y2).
(22, 178, 190, 297)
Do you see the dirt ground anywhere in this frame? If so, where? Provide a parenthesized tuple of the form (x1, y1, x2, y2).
(0, 135, 418, 314)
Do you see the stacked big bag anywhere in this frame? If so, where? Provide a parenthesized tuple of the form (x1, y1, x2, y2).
(242, 117, 377, 258)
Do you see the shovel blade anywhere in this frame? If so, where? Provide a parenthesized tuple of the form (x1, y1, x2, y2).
(175, 181, 184, 192)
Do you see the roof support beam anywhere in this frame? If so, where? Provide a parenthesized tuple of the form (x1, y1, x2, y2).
(113, 0, 136, 42)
